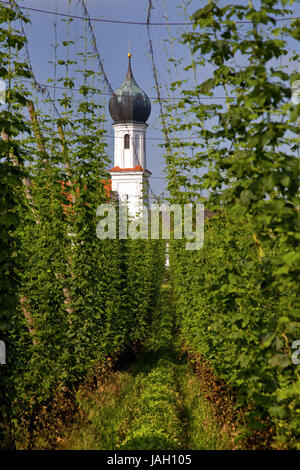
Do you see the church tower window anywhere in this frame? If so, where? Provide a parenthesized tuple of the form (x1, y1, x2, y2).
(124, 133, 130, 149)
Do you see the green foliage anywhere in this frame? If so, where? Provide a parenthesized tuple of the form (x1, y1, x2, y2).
(0, 3, 165, 449)
(166, 0, 300, 449)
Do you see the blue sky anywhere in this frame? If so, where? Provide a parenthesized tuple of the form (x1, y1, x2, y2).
(10, 0, 300, 198)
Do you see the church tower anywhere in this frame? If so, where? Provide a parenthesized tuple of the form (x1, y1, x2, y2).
(108, 53, 151, 217)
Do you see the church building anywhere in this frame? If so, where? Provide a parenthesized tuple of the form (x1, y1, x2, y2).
(108, 53, 151, 217)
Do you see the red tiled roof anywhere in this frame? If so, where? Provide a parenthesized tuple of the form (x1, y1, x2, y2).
(109, 165, 144, 172)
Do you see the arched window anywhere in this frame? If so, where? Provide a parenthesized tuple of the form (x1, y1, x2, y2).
(124, 134, 130, 149)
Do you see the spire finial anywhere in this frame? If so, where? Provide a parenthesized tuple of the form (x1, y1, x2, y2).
(128, 39, 131, 59)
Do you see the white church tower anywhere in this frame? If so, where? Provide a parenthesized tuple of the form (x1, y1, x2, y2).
(108, 53, 151, 217)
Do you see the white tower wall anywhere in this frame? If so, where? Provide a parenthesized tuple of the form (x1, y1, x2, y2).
(112, 122, 148, 169)
(110, 122, 151, 217)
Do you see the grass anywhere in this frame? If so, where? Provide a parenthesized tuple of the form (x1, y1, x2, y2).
(179, 372, 233, 449)
(58, 285, 235, 450)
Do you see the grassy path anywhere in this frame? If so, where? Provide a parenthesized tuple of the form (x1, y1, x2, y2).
(58, 285, 233, 450)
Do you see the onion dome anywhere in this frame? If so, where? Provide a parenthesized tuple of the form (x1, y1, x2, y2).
(109, 54, 151, 123)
